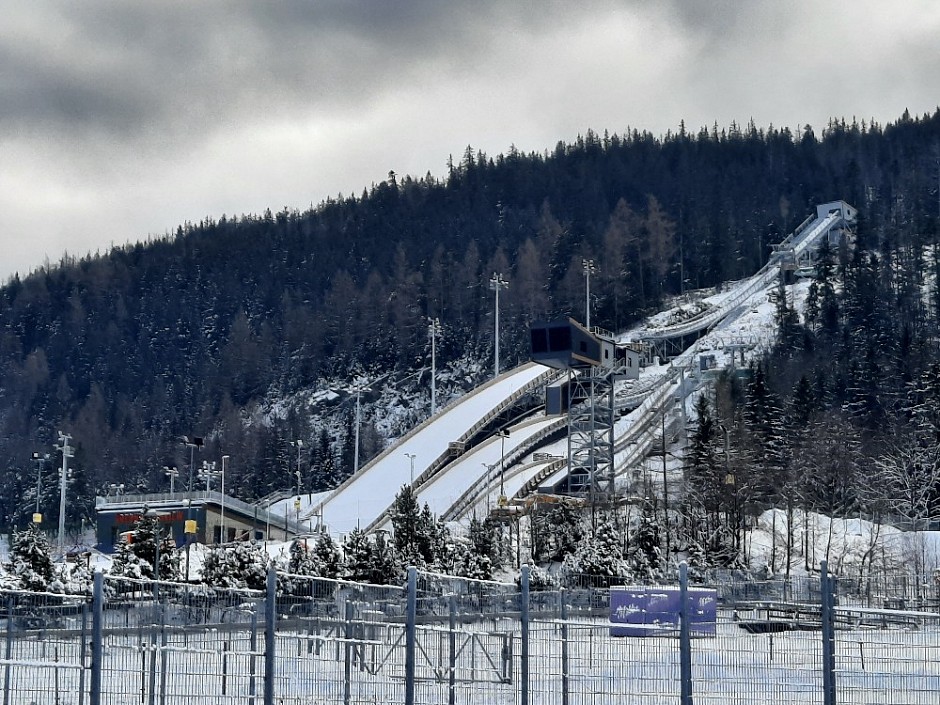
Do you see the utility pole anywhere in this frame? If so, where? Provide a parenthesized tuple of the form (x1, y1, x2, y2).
(582, 258, 596, 329)
(54, 432, 74, 558)
(489, 273, 508, 377)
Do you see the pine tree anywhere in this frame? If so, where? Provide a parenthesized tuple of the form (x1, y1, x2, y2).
(453, 517, 499, 580)
(342, 527, 373, 582)
(367, 531, 400, 585)
(563, 518, 630, 587)
(110, 536, 149, 581)
(287, 537, 319, 576)
(202, 542, 269, 591)
(531, 501, 583, 563)
(686, 395, 723, 514)
(310, 533, 343, 579)
(390, 485, 437, 567)
(109, 510, 180, 581)
(9, 525, 57, 592)
(628, 500, 663, 581)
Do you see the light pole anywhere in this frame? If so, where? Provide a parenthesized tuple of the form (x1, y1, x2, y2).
(428, 317, 442, 416)
(350, 385, 370, 474)
(182, 435, 203, 578)
(182, 435, 203, 515)
(661, 412, 670, 561)
(54, 432, 74, 558)
(718, 424, 735, 548)
(199, 460, 222, 542)
(489, 272, 509, 377)
(199, 461, 220, 491)
(294, 468, 302, 527)
(404, 452, 416, 486)
(163, 466, 178, 494)
(290, 440, 303, 492)
(31, 452, 48, 523)
(221, 455, 229, 544)
(498, 429, 510, 500)
(582, 258, 596, 329)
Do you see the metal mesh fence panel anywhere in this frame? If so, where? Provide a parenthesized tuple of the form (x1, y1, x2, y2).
(529, 616, 683, 705)
(0, 588, 91, 705)
(272, 572, 407, 704)
(98, 576, 265, 704)
(410, 570, 522, 705)
(6, 567, 940, 703)
(691, 613, 823, 703)
(833, 612, 940, 705)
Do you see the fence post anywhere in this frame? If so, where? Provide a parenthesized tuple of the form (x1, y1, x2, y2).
(448, 593, 457, 705)
(521, 564, 530, 705)
(820, 561, 836, 705)
(344, 599, 353, 705)
(249, 605, 258, 705)
(90, 570, 103, 705)
(264, 566, 276, 705)
(4, 595, 13, 705)
(79, 602, 87, 705)
(679, 561, 693, 705)
(559, 588, 569, 705)
(405, 566, 417, 705)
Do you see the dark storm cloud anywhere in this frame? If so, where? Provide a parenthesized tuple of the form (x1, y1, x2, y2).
(0, 0, 599, 148)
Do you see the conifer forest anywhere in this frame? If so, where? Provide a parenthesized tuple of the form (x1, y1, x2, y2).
(2, 109, 940, 570)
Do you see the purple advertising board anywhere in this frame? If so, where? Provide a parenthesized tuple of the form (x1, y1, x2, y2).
(609, 586, 717, 637)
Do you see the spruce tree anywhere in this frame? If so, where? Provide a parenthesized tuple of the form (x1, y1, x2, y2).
(9, 524, 57, 592)
(310, 533, 343, 579)
(628, 500, 663, 581)
(563, 518, 630, 587)
(342, 527, 373, 582)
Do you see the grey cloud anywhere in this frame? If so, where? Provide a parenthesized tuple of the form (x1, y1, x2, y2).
(1, 0, 605, 149)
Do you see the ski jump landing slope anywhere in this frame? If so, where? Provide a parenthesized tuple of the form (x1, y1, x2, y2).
(315, 363, 555, 536)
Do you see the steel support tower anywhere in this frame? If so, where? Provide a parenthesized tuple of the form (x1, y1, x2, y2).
(566, 365, 618, 507)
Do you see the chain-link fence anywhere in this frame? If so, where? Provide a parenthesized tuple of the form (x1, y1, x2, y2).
(3, 562, 940, 703)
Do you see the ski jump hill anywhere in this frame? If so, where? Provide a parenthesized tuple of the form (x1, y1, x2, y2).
(309, 201, 856, 537)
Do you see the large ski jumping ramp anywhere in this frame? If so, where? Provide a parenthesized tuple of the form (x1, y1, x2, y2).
(629, 206, 847, 343)
(315, 362, 554, 535)
(315, 201, 855, 533)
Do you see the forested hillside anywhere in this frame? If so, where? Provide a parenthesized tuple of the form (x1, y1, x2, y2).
(1, 110, 938, 532)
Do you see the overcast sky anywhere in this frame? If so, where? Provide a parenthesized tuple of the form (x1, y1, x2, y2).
(1, 0, 938, 281)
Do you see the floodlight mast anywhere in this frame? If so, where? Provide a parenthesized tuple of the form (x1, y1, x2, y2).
(31, 452, 48, 520)
(221, 455, 229, 543)
(54, 432, 74, 558)
(350, 386, 370, 474)
(582, 258, 596, 329)
(489, 273, 509, 376)
(428, 318, 442, 416)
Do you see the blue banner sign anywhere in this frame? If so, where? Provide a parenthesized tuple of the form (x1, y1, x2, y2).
(609, 586, 717, 637)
